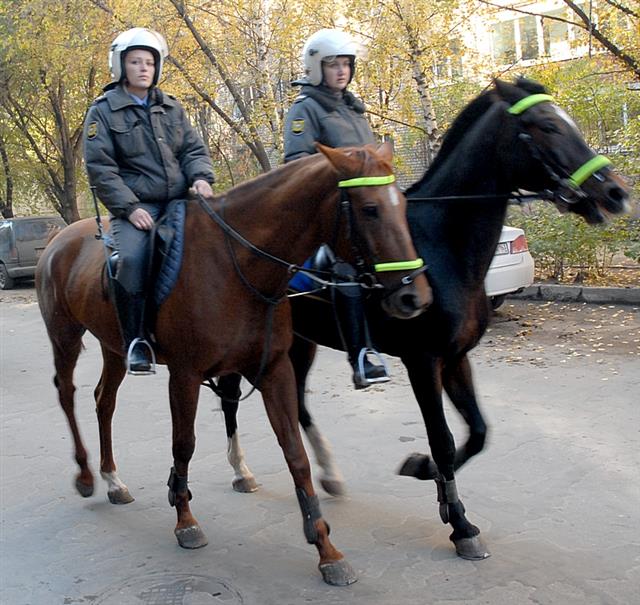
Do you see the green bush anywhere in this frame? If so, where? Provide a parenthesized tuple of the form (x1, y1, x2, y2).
(507, 204, 640, 281)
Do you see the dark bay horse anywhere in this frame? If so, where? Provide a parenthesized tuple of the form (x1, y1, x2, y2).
(35, 142, 432, 586)
(218, 79, 631, 560)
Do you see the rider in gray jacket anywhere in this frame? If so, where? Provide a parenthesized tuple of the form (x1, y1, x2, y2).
(284, 29, 389, 389)
(83, 28, 215, 375)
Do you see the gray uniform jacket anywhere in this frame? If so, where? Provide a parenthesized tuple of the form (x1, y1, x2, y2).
(83, 84, 215, 218)
(283, 84, 375, 162)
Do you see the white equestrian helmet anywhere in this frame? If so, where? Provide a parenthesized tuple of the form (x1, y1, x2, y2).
(302, 29, 360, 86)
(109, 28, 169, 85)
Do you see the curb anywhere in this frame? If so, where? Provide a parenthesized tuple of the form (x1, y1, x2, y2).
(510, 284, 640, 306)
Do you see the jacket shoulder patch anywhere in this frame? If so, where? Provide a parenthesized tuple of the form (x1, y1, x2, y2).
(86, 121, 98, 140)
(291, 119, 305, 135)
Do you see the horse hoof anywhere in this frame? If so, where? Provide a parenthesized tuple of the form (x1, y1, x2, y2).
(107, 488, 135, 505)
(455, 535, 491, 560)
(397, 453, 439, 481)
(320, 478, 346, 497)
(232, 476, 258, 493)
(75, 478, 94, 498)
(175, 525, 208, 549)
(319, 559, 357, 586)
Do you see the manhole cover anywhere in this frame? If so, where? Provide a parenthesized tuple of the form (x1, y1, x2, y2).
(95, 573, 243, 604)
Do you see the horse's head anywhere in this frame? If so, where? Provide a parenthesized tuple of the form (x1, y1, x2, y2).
(494, 78, 631, 225)
(317, 142, 432, 319)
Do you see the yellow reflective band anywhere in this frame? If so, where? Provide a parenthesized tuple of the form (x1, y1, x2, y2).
(374, 258, 424, 273)
(338, 175, 396, 188)
(568, 155, 612, 188)
(507, 94, 554, 115)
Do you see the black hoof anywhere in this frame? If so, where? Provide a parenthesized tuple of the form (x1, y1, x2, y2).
(319, 559, 357, 586)
(107, 488, 135, 505)
(454, 535, 491, 560)
(232, 476, 259, 493)
(75, 478, 94, 498)
(320, 478, 346, 497)
(175, 525, 208, 549)
(397, 453, 439, 481)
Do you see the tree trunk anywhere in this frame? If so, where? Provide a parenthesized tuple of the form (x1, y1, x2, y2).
(0, 135, 14, 218)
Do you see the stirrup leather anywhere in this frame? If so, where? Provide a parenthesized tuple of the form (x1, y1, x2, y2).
(127, 337, 157, 375)
(355, 348, 390, 385)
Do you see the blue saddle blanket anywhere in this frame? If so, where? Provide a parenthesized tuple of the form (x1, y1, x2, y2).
(153, 200, 186, 307)
(289, 258, 314, 292)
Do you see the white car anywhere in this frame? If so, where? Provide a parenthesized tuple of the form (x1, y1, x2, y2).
(485, 226, 534, 309)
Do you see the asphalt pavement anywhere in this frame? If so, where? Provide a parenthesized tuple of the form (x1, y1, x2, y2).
(1, 291, 639, 605)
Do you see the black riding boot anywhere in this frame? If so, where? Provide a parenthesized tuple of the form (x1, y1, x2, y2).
(334, 285, 389, 390)
(112, 282, 155, 375)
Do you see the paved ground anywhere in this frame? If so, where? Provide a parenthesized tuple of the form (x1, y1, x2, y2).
(1, 287, 639, 605)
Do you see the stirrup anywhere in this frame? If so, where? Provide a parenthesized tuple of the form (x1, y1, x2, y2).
(127, 338, 156, 376)
(354, 348, 390, 388)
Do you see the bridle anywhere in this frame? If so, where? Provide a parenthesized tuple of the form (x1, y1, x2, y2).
(507, 93, 612, 207)
(334, 175, 426, 296)
(409, 93, 612, 207)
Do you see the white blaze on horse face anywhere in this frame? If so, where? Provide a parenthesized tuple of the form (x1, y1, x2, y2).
(551, 105, 581, 134)
(388, 185, 402, 207)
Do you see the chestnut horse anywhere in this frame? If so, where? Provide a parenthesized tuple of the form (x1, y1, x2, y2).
(217, 79, 631, 560)
(36, 142, 431, 586)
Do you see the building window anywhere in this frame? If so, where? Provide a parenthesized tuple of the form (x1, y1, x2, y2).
(542, 8, 569, 56)
(491, 20, 516, 64)
(520, 16, 540, 60)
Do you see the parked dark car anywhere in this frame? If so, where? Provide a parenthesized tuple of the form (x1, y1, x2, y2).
(0, 216, 66, 289)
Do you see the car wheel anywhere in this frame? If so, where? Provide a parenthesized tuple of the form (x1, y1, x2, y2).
(490, 294, 506, 310)
(0, 263, 15, 290)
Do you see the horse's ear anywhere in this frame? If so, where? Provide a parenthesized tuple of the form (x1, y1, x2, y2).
(493, 78, 522, 104)
(316, 142, 360, 173)
(376, 140, 394, 163)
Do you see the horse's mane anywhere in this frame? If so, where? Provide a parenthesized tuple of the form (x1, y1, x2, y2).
(405, 77, 548, 196)
(221, 153, 325, 200)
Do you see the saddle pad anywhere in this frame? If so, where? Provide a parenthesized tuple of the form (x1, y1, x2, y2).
(289, 257, 314, 292)
(154, 199, 186, 307)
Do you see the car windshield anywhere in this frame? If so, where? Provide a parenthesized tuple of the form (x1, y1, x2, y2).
(14, 219, 64, 241)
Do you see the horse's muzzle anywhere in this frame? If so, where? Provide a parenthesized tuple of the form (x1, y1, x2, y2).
(381, 281, 432, 319)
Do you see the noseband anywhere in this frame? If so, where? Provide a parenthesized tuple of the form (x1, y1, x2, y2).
(508, 94, 612, 206)
(337, 174, 426, 293)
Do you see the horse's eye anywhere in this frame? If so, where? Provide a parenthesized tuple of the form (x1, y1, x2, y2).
(361, 206, 379, 219)
(539, 121, 561, 134)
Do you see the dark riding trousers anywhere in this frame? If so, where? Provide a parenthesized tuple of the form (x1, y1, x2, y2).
(109, 202, 165, 294)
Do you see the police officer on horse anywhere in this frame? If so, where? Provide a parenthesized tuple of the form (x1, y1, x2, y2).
(284, 29, 389, 389)
(83, 28, 215, 375)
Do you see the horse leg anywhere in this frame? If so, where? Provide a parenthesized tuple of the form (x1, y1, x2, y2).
(166, 370, 208, 549)
(291, 336, 346, 496)
(399, 354, 488, 478)
(442, 354, 488, 471)
(50, 324, 95, 497)
(95, 345, 134, 504)
(260, 355, 356, 586)
(399, 353, 490, 560)
(218, 374, 258, 493)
